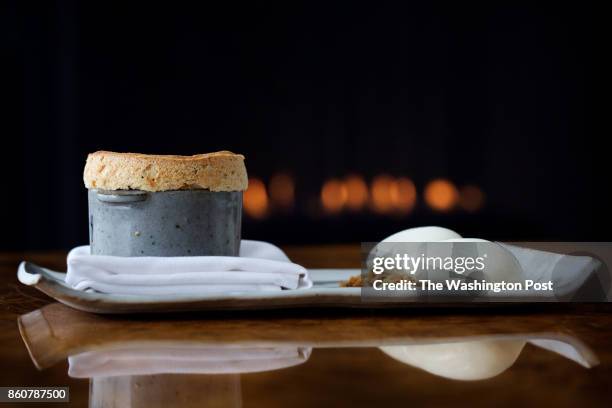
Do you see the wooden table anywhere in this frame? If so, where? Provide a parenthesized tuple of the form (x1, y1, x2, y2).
(1, 247, 612, 407)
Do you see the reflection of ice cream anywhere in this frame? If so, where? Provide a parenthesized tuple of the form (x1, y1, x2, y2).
(380, 339, 526, 381)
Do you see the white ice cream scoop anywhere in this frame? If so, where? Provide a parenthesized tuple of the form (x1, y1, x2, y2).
(441, 238, 523, 283)
(379, 227, 522, 283)
(381, 226, 462, 243)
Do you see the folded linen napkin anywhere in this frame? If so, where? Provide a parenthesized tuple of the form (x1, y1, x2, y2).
(68, 345, 313, 377)
(66, 240, 312, 296)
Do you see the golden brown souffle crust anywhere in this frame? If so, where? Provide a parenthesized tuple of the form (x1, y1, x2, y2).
(83, 151, 248, 192)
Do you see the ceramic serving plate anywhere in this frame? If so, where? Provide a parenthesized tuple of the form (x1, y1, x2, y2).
(18, 262, 363, 313)
(17, 257, 598, 313)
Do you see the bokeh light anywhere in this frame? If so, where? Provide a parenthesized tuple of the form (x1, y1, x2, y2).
(344, 175, 369, 211)
(370, 175, 395, 214)
(424, 178, 458, 212)
(459, 185, 485, 212)
(391, 177, 417, 213)
(269, 172, 295, 210)
(243, 177, 269, 219)
(321, 179, 348, 214)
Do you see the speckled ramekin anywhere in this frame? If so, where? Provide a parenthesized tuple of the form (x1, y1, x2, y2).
(88, 189, 242, 257)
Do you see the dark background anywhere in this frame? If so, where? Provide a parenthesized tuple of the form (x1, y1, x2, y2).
(1, 1, 604, 251)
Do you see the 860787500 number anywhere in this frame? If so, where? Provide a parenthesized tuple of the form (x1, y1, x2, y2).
(0, 387, 69, 402)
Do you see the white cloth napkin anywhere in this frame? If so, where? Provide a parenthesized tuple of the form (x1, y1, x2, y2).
(68, 345, 313, 377)
(66, 240, 312, 296)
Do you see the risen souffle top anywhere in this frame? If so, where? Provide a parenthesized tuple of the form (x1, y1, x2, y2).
(83, 151, 248, 192)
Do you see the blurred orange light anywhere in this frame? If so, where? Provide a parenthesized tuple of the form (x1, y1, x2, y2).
(344, 175, 369, 211)
(391, 177, 417, 213)
(321, 179, 348, 214)
(370, 175, 395, 214)
(459, 185, 485, 212)
(424, 179, 458, 212)
(269, 173, 295, 210)
(243, 178, 269, 219)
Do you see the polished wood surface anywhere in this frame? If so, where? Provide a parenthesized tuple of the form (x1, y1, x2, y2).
(1, 247, 612, 407)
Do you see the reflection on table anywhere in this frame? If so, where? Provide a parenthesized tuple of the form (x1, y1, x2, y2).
(18, 303, 598, 407)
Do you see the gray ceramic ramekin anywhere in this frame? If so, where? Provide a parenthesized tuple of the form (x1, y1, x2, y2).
(88, 189, 242, 257)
